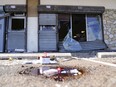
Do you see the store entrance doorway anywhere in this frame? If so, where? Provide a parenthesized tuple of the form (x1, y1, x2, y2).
(72, 14, 86, 42)
(58, 14, 70, 52)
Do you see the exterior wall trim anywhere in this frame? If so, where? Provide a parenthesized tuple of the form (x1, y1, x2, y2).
(4, 5, 26, 13)
(38, 5, 105, 14)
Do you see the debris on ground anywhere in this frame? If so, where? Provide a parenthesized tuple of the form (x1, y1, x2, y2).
(24, 60, 40, 64)
(43, 69, 58, 77)
(19, 66, 83, 82)
(8, 57, 13, 61)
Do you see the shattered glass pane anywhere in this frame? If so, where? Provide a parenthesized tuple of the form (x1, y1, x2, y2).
(63, 29, 82, 51)
(86, 15, 103, 41)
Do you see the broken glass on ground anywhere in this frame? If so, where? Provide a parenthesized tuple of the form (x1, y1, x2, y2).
(19, 66, 83, 82)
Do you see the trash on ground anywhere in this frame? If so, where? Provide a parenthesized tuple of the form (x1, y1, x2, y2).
(9, 57, 13, 61)
(40, 56, 50, 64)
(43, 69, 58, 77)
(50, 55, 56, 61)
(19, 66, 83, 82)
(39, 52, 50, 64)
(40, 56, 58, 64)
(23, 60, 40, 64)
(50, 60, 58, 64)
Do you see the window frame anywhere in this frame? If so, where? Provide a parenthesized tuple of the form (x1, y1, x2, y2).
(9, 16, 26, 32)
(86, 14, 103, 41)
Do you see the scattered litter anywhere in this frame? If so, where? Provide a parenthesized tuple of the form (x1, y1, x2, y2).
(8, 57, 13, 61)
(40, 56, 50, 64)
(25, 62, 33, 64)
(43, 69, 58, 77)
(40, 55, 58, 64)
(50, 55, 56, 61)
(39, 66, 50, 74)
(32, 60, 40, 64)
(50, 60, 58, 64)
(23, 60, 40, 64)
(70, 69, 82, 75)
(39, 52, 51, 64)
(19, 66, 83, 82)
(54, 76, 64, 82)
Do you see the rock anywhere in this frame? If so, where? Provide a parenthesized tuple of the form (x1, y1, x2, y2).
(109, 34, 113, 38)
(104, 35, 109, 39)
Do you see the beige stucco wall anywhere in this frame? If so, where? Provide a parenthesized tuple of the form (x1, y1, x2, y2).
(1, 0, 116, 9)
(0, 0, 26, 5)
(40, 0, 116, 9)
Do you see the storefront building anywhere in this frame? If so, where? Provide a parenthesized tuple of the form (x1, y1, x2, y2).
(0, 0, 116, 52)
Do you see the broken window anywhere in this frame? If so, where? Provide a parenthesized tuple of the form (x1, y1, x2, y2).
(10, 17, 25, 31)
(86, 15, 103, 41)
(72, 14, 103, 42)
(63, 14, 105, 51)
(58, 14, 70, 41)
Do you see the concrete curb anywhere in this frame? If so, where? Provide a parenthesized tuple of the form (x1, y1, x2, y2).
(97, 52, 116, 58)
(0, 53, 72, 59)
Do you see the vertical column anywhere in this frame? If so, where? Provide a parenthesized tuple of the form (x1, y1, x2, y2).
(27, 0, 39, 52)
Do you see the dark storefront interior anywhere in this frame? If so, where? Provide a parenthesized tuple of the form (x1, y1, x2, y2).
(58, 14, 70, 41)
(72, 14, 86, 42)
